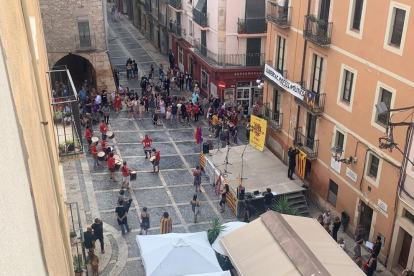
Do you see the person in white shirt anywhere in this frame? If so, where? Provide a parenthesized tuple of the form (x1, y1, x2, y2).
(338, 238, 346, 250)
(323, 209, 331, 225)
(95, 92, 102, 105)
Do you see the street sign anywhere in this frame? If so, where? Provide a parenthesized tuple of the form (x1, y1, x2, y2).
(218, 81, 226, 90)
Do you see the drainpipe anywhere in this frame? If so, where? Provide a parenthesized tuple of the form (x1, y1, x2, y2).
(102, 0, 109, 50)
(20, 1, 74, 275)
(295, 0, 312, 134)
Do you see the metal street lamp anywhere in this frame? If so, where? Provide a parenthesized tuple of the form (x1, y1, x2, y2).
(331, 145, 357, 164)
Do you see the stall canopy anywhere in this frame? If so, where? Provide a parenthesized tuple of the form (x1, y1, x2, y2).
(185, 272, 231, 276)
(137, 232, 223, 276)
(212, 222, 246, 256)
(220, 211, 366, 276)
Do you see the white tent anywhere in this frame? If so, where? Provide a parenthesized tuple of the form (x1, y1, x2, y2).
(136, 232, 223, 276)
(211, 222, 246, 256)
(185, 272, 231, 276)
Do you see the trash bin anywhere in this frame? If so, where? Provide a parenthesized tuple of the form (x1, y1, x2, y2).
(202, 142, 209, 154)
(341, 211, 350, 232)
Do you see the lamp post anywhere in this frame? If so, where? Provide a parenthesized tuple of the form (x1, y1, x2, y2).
(330, 145, 357, 164)
(256, 76, 264, 90)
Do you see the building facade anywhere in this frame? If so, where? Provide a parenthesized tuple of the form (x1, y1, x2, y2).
(262, 0, 414, 266)
(166, 0, 267, 107)
(39, 0, 115, 92)
(0, 0, 74, 275)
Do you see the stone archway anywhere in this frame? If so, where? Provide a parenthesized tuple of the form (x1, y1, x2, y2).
(53, 53, 97, 92)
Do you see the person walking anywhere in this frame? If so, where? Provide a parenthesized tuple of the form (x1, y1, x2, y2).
(113, 69, 120, 88)
(92, 218, 105, 254)
(140, 207, 150, 235)
(323, 209, 331, 225)
(107, 152, 117, 182)
(365, 253, 378, 276)
(190, 195, 201, 223)
(353, 224, 365, 258)
(126, 62, 132, 81)
(332, 216, 341, 242)
(287, 147, 299, 180)
(120, 161, 131, 189)
(245, 120, 250, 142)
(372, 236, 382, 256)
(83, 226, 97, 253)
(193, 165, 202, 193)
(171, 102, 178, 125)
(133, 60, 138, 80)
(219, 187, 227, 213)
(160, 212, 172, 234)
(99, 120, 108, 140)
(85, 126, 93, 152)
(115, 200, 131, 236)
(194, 103, 200, 122)
(142, 135, 152, 159)
(111, 5, 116, 20)
(152, 149, 160, 173)
(168, 49, 175, 69)
(116, 5, 121, 18)
(114, 91, 121, 114)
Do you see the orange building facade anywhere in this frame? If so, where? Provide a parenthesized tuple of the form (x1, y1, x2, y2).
(262, 0, 414, 267)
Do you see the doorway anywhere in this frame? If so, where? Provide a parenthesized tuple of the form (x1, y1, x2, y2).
(246, 38, 261, 66)
(398, 230, 412, 268)
(306, 113, 316, 148)
(359, 201, 373, 240)
(157, 30, 161, 50)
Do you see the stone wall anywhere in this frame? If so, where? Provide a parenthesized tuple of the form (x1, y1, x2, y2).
(39, 0, 106, 52)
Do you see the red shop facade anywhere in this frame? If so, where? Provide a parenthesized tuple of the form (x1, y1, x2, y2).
(170, 36, 264, 108)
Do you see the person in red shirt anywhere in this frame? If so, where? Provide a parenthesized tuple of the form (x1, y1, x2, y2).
(142, 135, 152, 159)
(107, 152, 117, 181)
(194, 103, 200, 122)
(186, 104, 192, 125)
(91, 143, 100, 167)
(120, 161, 131, 189)
(100, 120, 108, 140)
(101, 139, 107, 152)
(152, 149, 160, 173)
(85, 126, 93, 152)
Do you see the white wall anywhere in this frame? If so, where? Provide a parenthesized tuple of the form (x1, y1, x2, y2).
(0, 41, 47, 275)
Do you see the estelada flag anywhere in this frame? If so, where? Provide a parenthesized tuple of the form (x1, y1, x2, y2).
(195, 125, 203, 144)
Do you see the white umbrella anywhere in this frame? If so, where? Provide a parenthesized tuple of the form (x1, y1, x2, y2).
(212, 222, 247, 256)
(185, 271, 231, 276)
(137, 232, 223, 276)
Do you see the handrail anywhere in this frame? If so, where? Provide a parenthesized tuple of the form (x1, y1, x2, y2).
(237, 17, 267, 34)
(303, 15, 333, 46)
(267, 2, 291, 28)
(294, 127, 319, 159)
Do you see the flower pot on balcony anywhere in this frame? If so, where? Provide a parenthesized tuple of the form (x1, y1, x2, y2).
(238, 28, 245, 34)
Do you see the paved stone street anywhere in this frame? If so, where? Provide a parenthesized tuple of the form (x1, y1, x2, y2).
(62, 11, 248, 276)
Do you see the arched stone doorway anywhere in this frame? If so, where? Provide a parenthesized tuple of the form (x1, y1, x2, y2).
(53, 53, 96, 92)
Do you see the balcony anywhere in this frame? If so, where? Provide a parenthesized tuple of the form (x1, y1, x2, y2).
(193, 38, 265, 68)
(193, 8, 209, 28)
(303, 15, 333, 46)
(237, 17, 267, 34)
(48, 66, 84, 158)
(267, 2, 291, 28)
(158, 13, 167, 26)
(263, 103, 283, 130)
(293, 127, 319, 159)
(294, 85, 325, 114)
(75, 34, 96, 51)
(168, 21, 185, 37)
(169, 0, 182, 11)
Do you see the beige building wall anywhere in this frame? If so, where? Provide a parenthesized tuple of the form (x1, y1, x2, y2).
(263, 0, 414, 264)
(0, 0, 73, 275)
(39, 0, 115, 92)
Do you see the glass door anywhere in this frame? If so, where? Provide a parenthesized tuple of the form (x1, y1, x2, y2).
(236, 88, 251, 108)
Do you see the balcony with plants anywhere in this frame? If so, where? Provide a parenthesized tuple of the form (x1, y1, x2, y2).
(237, 17, 267, 34)
(267, 1, 291, 28)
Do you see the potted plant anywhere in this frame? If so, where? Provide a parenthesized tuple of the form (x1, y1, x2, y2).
(66, 139, 75, 152)
(53, 110, 63, 123)
(271, 196, 300, 216)
(308, 14, 317, 22)
(70, 231, 77, 244)
(58, 143, 66, 153)
(207, 218, 227, 244)
(64, 112, 72, 125)
(73, 254, 84, 276)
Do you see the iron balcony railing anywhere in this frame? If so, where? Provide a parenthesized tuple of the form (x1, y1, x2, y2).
(193, 38, 265, 67)
(168, 21, 184, 37)
(294, 83, 326, 114)
(48, 66, 84, 157)
(75, 34, 96, 51)
(267, 2, 291, 28)
(169, 0, 182, 10)
(193, 8, 209, 28)
(237, 17, 267, 34)
(303, 15, 333, 46)
(263, 103, 283, 130)
(294, 127, 319, 159)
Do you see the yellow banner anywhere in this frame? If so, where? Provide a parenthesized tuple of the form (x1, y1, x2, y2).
(249, 115, 267, 152)
(297, 150, 307, 179)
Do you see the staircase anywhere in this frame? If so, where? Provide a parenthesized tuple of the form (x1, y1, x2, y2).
(286, 192, 311, 217)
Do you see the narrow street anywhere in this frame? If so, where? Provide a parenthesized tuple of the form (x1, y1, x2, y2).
(62, 11, 245, 276)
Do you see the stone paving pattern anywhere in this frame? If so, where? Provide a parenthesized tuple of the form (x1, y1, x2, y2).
(62, 10, 250, 276)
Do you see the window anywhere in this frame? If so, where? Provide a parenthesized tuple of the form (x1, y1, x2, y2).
(188, 20, 193, 37)
(376, 88, 392, 126)
(335, 131, 345, 151)
(368, 154, 380, 178)
(312, 54, 324, 94)
(155, 0, 159, 8)
(352, 0, 364, 30)
(390, 8, 406, 47)
(273, 88, 280, 112)
(403, 208, 414, 224)
(277, 36, 286, 72)
(201, 69, 209, 91)
(342, 70, 354, 103)
(328, 179, 338, 207)
(77, 17, 91, 48)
